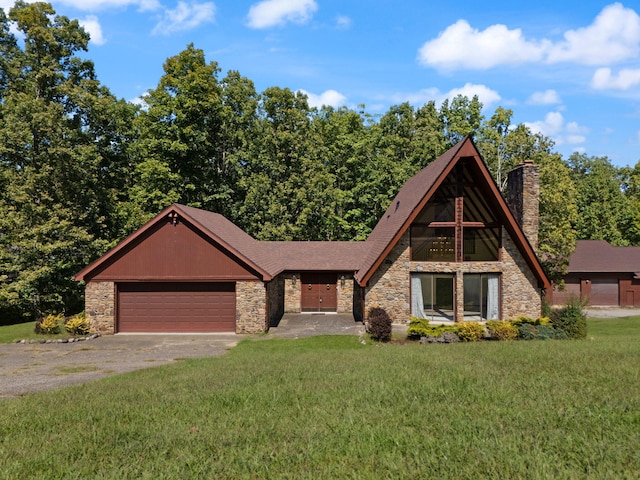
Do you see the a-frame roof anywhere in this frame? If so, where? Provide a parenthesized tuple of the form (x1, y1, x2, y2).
(353, 137, 550, 289)
(74, 204, 272, 282)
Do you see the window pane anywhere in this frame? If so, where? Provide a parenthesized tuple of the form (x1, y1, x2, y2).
(463, 274, 500, 320)
(462, 228, 499, 261)
(415, 187, 455, 223)
(411, 273, 454, 322)
(411, 227, 455, 261)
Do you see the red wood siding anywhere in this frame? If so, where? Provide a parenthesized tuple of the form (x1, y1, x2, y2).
(89, 219, 260, 281)
(301, 273, 337, 312)
(117, 282, 235, 332)
(589, 278, 619, 306)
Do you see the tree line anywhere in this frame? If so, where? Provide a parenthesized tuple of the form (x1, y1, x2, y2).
(1, 2, 639, 323)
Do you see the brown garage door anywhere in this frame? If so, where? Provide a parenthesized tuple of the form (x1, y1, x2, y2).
(590, 279, 619, 306)
(118, 283, 235, 332)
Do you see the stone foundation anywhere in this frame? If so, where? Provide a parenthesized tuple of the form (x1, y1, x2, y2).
(85, 281, 115, 335)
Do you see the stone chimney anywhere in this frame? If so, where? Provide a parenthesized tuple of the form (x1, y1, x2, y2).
(507, 161, 539, 250)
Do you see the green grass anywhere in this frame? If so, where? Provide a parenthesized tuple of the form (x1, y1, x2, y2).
(1, 319, 639, 478)
(0, 321, 86, 343)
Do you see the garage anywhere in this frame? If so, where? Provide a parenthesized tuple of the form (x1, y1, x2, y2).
(118, 282, 236, 333)
(589, 278, 619, 306)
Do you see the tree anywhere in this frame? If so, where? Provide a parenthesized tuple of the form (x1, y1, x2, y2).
(0, 2, 133, 322)
(569, 153, 640, 246)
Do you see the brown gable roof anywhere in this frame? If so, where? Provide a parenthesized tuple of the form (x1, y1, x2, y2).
(568, 240, 640, 273)
(74, 204, 271, 282)
(259, 241, 367, 275)
(354, 137, 550, 290)
(354, 138, 466, 285)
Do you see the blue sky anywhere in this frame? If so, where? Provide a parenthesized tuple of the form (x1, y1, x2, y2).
(2, 1, 640, 167)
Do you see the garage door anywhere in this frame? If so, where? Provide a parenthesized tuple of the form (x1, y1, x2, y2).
(117, 283, 235, 332)
(589, 279, 619, 306)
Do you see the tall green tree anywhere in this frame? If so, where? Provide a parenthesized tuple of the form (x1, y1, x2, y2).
(569, 153, 640, 246)
(0, 2, 133, 322)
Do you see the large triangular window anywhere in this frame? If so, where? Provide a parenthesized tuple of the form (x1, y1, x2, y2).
(410, 158, 501, 262)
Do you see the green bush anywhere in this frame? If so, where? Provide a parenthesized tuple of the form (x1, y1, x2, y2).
(367, 307, 392, 342)
(407, 318, 458, 339)
(457, 322, 484, 342)
(517, 323, 537, 340)
(35, 314, 63, 335)
(550, 298, 587, 339)
(486, 321, 518, 341)
(65, 312, 89, 336)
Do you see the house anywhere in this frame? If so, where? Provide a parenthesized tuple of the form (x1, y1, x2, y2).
(548, 240, 640, 307)
(74, 137, 550, 334)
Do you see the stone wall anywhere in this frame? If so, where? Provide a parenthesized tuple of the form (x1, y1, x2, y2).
(337, 275, 354, 313)
(284, 273, 301, 313)
(236, 281, 267, 333)
(365, 228, 542, 324)
(500, 232, 542, 319)
(507, 162, 539, 250)
(365, 234, 411, 323)
(85, 281, 115, 335)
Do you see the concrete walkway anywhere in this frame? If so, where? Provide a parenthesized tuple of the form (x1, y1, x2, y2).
(267, 313, 365, 339)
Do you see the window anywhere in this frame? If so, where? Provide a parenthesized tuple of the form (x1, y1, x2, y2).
(410, 226, 455, 261)
(411, 273, 455, 322)
(410, 159, 500, 262)
(463, 274, 500, 320)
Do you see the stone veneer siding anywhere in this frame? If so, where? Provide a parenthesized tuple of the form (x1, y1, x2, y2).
(507, 163, 539, 250)
(236, 281, 267, 333)
(337, 275, 354, 313)
(284, 273, 301, 313)
(85, 281, 115, 335)
(364, 228, 542, 323)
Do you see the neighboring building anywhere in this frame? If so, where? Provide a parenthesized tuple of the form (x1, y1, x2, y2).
(548, 240, 640, 307)
(75, 137, 550, 334)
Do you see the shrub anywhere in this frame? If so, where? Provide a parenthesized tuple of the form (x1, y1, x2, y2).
(35, 314, 63, 335)
(486, 321, 518, 341)
(407, 318, 458, 339)
(510, 314, 537, 325)
(65, 312, 89, 336)
(457, 322, 484, 342)
(517, 323, 537, 340)
(367, 307, 392, 342)
(550, 298, 587, 339)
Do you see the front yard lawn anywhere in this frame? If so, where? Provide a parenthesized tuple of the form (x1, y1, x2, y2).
(1, 317, 639, 478)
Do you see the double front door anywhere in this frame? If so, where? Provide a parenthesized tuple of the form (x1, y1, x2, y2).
(301, 273, 337, 312)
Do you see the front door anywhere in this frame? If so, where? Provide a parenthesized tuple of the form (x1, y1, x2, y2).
(301, 273, 337, 312)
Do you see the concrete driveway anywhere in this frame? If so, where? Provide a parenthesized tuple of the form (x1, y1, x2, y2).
(0, 334, 238, 398)
(0, 314, 364, 398)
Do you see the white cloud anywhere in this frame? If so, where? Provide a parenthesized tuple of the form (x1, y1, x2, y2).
(418, 3, 640, 70)
(335, 15, 351, 29)
(299, 89, 346, 108)
(525, 111, 588, 145)
(527, 89, 561, 105)
(547, 3, 640, 65)
(80, 15, 105, 45)
(247, 0, 317, 29)
(417, 19, 547, 70)
(152, 1, 215, 35)
(591, 67, 640, 90)
(391, 83, 501, 110)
